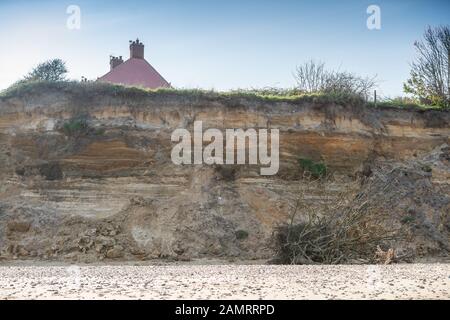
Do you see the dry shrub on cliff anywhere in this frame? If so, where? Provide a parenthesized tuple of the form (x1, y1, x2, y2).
(294, 60, 377, 101)
(271, 175, 400, 264)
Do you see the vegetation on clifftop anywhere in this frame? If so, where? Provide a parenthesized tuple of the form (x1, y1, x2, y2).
(0, 80, 443, 110)
(22, 59, 68, 83)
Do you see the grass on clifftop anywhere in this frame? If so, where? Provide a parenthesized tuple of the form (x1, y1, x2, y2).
(0, 80, 440, 110)
(367, 98, 443, 110)
(0, 80, 363, 105)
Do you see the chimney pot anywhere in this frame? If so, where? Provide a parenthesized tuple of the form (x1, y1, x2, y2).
(110, 55, 124, 70)
(130, 39, 144, 59)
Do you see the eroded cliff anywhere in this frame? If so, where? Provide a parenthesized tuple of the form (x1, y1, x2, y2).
(0, 84, 448, 262)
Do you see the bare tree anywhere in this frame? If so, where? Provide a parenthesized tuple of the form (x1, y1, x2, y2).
(294, 60, 327, 93)
(404, 25, 450, 108)
(294, 60, 377, 100)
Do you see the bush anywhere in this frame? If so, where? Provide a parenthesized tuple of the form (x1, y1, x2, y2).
(38, 162, 63, 181)
(271, 177, 400, 264)
(62, 118, 88, 136)
(235, 230, 249, 240)
(298, 158, 327, 179)
(400, 215, 415, 225)
(23, 59, 68, 82)
(294, 60, 377, 100)
(94, 128, 106, 136)
(272, 205, 398, 264)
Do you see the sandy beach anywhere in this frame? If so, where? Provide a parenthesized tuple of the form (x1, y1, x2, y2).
(0, 263, 448, 300)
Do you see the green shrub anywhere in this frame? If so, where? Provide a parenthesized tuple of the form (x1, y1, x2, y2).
(298, 158, 328, 178)
(23, 59, 68, 82)
(401, 215, 415, 224)
(94, 128, 106, 136)
(235, 230, 249, 240)
(62, 118, 88, 136)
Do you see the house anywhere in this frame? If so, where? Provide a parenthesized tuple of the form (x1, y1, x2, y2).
(98, 39, 170, 89)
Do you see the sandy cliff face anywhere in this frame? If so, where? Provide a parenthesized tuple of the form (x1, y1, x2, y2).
(0, 89, 448, 262)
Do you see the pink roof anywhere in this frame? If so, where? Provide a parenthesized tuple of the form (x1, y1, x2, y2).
(98, 58, 170, 89)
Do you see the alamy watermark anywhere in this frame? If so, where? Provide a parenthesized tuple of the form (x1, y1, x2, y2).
(66, 5, 81, 30)
(65, 265, 81, 290)
(171, 121, 279, 175)
(367, 5, 381, 30)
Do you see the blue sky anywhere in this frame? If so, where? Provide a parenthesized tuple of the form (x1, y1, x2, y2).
(0, 0, 449, 97)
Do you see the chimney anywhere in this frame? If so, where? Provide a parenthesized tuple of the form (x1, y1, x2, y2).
(110, 55, 123, 70)
(130, 38, 144, 59)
